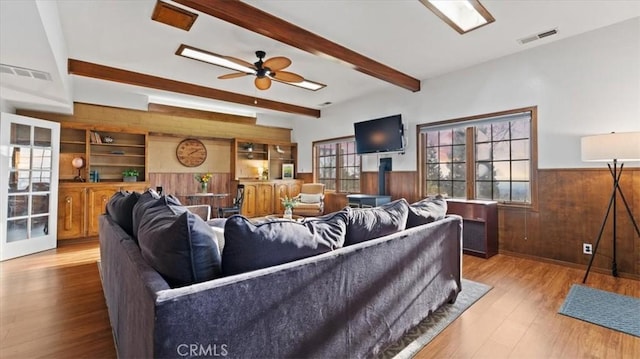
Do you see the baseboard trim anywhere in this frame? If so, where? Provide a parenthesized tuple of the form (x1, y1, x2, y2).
(499, 250, 640, 281)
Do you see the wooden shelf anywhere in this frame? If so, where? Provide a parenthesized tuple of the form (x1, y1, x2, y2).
(231, 138, 297, 180)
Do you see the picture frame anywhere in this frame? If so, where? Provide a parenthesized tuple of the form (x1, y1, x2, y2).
(282, 163, 294, 179)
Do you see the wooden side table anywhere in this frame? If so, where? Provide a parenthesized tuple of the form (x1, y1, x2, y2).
(446, 199, 498, 258)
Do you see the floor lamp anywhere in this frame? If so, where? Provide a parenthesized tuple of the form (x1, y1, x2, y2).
(581, 131, 640, 283)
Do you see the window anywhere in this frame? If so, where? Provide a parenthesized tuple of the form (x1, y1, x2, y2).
(419, 107, 537, 207)
(314, 137, 361, 193)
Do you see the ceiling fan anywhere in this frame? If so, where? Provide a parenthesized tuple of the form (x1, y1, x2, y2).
(218, 50, 304, 90)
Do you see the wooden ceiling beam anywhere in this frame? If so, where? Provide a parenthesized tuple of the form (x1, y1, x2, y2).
(174, 0, 421, 92)
(67, 59, 321, 118)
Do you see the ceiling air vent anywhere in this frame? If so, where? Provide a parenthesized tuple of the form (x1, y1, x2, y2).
(0, 63, 52, 81)
(518, 27, 558, 45)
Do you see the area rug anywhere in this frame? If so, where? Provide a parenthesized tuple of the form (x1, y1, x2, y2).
(378, 278, 492, 359)
(558, 284, 640, 337)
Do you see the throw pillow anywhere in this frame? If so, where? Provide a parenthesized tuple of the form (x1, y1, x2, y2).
(344, 198, 410, 246)
(222, 211, 348, 276)
(299, 193, 322, 203)
(105, 190, 141, 236)
(406, 195, 448, 229)
(131, 189, 161, 240)
(137, 196, 222, 287)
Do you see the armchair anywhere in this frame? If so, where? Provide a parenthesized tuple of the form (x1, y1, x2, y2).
(293, 183, 325, 217)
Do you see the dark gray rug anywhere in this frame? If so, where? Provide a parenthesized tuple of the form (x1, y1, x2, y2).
(559, 284, 640, 337)
(378, 278, 492, 358)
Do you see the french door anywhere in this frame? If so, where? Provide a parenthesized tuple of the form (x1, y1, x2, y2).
(0, 113, 60, 261)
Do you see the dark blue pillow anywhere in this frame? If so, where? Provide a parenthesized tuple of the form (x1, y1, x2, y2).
(406, 195, 448, 229)
(222, 211, 348, 276)
(131, 189, 161, 239)
(137, 196, 221, 287)
(106, 190, 140, 236)
(344, 198, 409, 246)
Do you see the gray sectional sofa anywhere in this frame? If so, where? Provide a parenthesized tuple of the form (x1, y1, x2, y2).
(99, 192, 463, 358)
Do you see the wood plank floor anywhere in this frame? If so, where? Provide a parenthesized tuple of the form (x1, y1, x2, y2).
(1, 241, 638, 358)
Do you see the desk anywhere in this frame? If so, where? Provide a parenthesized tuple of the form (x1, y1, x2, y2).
(346, 194, 392, 208)
(185, 193, 229, 218)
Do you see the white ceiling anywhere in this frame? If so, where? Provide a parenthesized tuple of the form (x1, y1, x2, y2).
(1, 0, 639, 119)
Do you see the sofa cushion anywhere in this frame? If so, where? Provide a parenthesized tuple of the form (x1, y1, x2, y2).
(406, 195, 448, 229)
(131, 189, 161, 239)
(222, 211, 348, 276)
(137, 196, 221, 287)
(344, 198, 409, 246)
(105, 190, 141, 236)
(299, 193, 322, 203)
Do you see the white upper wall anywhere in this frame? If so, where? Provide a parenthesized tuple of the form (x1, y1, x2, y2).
(293, 17, 640, 172)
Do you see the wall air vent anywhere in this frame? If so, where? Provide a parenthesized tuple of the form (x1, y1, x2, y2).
(518, 27, 558, 45)
(0, 63, 52, 81)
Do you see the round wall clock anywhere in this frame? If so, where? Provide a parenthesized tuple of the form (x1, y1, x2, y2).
(176, 138, 207, 167)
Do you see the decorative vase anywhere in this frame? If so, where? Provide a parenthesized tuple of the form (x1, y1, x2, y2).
(284, 206, 293, 220)
(200, 182, 208, 193)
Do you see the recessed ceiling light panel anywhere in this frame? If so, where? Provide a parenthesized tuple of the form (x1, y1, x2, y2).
(420, 0, 495, 34)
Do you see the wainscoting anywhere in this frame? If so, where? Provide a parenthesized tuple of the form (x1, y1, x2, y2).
(149, 172, 234, 207)
(312, 168, 640, 279)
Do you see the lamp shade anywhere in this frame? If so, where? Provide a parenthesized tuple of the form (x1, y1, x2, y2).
(581, 131, 640, 162)
(71, 157, 85, 169)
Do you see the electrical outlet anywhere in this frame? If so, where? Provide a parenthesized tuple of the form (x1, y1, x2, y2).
(583, 243, 593, 255)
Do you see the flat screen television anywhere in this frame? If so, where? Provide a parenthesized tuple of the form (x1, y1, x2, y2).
(354, 114, 404, 154)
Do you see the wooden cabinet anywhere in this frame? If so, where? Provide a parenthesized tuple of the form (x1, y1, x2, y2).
(273, 180, 302, 214)
(446, 199, 498, 258)
(241, 182, 274, 217)
(231, 139, 297, 180)
(57, 123, 149, 240)
(57, 182, 148, 240)
(240, 180, 302, 217)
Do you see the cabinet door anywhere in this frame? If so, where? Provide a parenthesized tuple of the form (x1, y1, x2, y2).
(57, 187, 86, 239)
(274, 183, 289, 213)
(257, 184, 273, 216)
(242, 184, 257, 217)
(87, 186, 118, 236)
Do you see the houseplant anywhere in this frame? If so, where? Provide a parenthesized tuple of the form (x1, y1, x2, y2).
(281, 195, 299, 220)
(195, 173, 212, 193)
(122, 169, 139, 182)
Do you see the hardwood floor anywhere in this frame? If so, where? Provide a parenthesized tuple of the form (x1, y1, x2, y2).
(0, 241, 638, 358)
(420, 255, 640, 359)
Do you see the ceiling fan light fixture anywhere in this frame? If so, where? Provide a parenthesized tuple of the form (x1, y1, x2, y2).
(177, 45, 255, 74)
(255, 76, 271, 90)
(420, 0, 495, 34)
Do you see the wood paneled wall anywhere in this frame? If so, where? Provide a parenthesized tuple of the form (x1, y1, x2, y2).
(17, 102, 292, 142)
(149, 172, 234, 207)
(501, 168, 639, 279)
(321, 167, 640, 278)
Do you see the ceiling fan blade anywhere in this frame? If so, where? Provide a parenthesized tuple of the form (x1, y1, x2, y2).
(272, 71, 304, 83)
(255, 76, 271, 90)
(223, 56, 257, 70)
(218, 72, 250, 80)
(263, 56, 291, 71)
